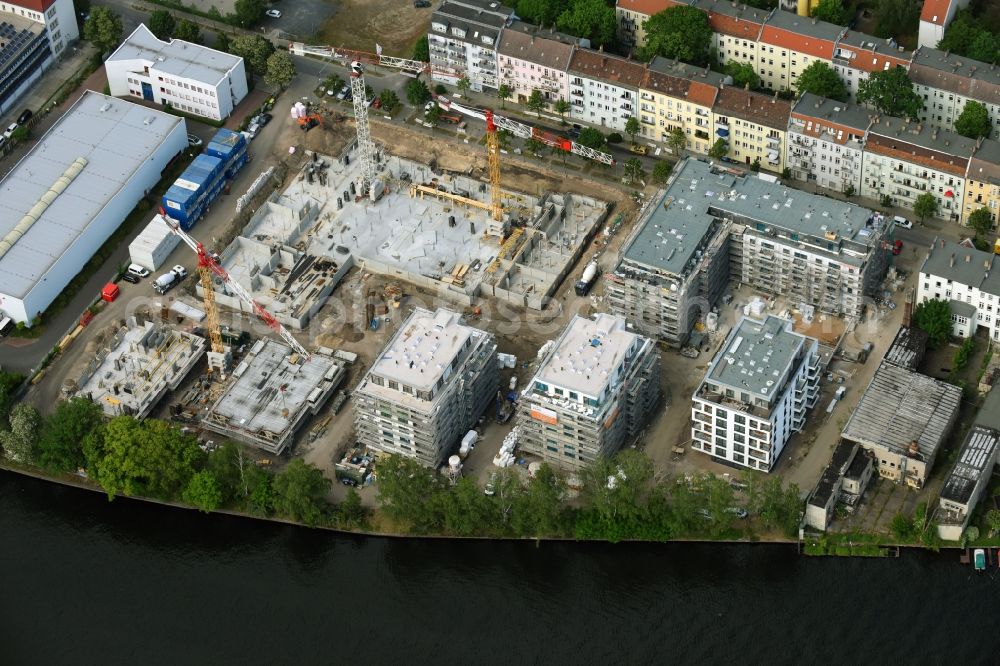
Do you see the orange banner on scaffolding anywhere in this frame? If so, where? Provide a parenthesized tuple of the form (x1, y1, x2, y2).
(530, 406, 558, 425)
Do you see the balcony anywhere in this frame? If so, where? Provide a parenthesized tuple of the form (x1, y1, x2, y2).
(641, 115, 655, 126)
(640, 92, 654, 101)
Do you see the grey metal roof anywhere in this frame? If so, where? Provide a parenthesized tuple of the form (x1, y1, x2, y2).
(974, 385, 1000, 432)
(867, 116, 979, 160)
(910, 47, 1000, 88)
(841, 362, 962, 460)
(882, 326, 927, 370)
(765, 9, 845, 42)
(498, 21, 576, 69)
(939, 425, 999, 505)
(791, 93, 873, 133)
(108, 24, 242, 86)
(809, 439, 856, 508)
(649, 56, 728, 87)
(919, 239, 994, 289)
(622, 159, 878, 275)
(0, 92, 183, 300)
(433, 0, 513, 45)
(705, 315, 807, 402)
(950, 300, 976, 318)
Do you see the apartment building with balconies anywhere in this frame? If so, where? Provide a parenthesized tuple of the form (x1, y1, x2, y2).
(831, 32, 912, 101)
(638, 56, 724, 153)
(757, 10, 843, 93)
(567, 48, 645, 133)
(711, 85, 791, 171)
(700, 0, 768, 74)
(917, 239, 1000, 341)
(616, 0, 692, 49)
(786, 93, 872, 193)
(428, 0, 514, 91)
(861, 116, 976, 221)
(496, 21, 578, 104)
(691, 315, 820, 472)
(518, 313, 660, 470)
(909, 47, 1000, 141)
(963, 139, 1000, 227)
(353, 307, 498, 468)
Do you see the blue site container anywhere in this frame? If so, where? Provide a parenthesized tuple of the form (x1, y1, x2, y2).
(206, 128, 249, 180)
(161, 154, 224, 229)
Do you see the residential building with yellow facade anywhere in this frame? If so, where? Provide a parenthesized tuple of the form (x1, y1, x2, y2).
(616, 0, 692, 50)
(712, 86, 791, 171)
(700, 0, 768, 74)
(963, 140, 1000, 228)
(758, 11, 843, 94)
(637, 56, 724, 154)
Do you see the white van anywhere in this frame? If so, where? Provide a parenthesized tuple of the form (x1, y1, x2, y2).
(0, 316, 12, 336)
(893, 215, 913, 229)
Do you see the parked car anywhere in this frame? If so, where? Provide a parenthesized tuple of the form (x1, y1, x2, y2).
(414, 0, 431, 6)
(892, 239, 903, 256)
(265, 9, 282, 18)
(187, 133, 203, 147)
(258, 113, 272, 126)
(0, 316, 14, 337)
(2, 122, 17, 139)
(127, 263, 151, 278)
(120, 272, 140, 284)
(893, 215, 913, 229)
(628, 143, 649, 155)
(336, 85, 350, 101)
(726, 507, 749, 519)
(16, 109, 32, 125)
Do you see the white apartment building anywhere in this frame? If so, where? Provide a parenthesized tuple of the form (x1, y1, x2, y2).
(568, 49, 644, 133)
(0, 0, 77, 57)
(917, 239, 1000, 341)
(518, 313, 660, 470)
(861, 116, 975, 222)
(691, 315, 820, 472)
(786, 93, 870, 193)
(106, 24, 248, 121)
(918, 0, 967, 49)
(909, 47, 1000, 142)
(830, 32, 912, 102)
(353, 308, 498, 468)
(428, 0, 513, 91)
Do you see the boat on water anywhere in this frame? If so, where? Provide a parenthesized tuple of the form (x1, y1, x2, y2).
(974, 548, 987, 572)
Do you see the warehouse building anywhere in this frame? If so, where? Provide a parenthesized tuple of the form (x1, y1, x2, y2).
(518, 313, 660, 470)
(106, 24, 248, 121)
(0, 92, 186, 325)
(607, 158, 891, 346)
(353, 308, 498, 468)
(841, 361, 962, 488)
(691, 315, 820, 472)
(805, 439, 874, 531)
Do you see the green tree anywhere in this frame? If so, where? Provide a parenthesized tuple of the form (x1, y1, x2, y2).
(182, 470, 223, 513)
(724, 61, 760, 91)
(844, 183, 856, 197)
(35, 397, 103, 473)
(174, 19, 202, 44)
(582, 450, 654, 524)
(576, 126, 606, 150)
(624, 157, 644, 185)
(412, 34, 429, 62)
(516, 0, 564, 26)
(264, 50, 296, 89)
(405, 78, 432, 106)
(214, 31, 231, 53)
(668, 127, 687, 156)
(873, 0, 920, 40)
(914, 191, 938, 222)
(425, 103, 442, 126)
(379, 88, 400, 112)
(651, 160, 672, 184)
(704, 474, 736, 538)
(233, 0, 266, 27)
(741, 469, 764, 517)
(0, 403, 40, 464)
(811, 0, 851, 26)
(435, 476, 494, 535)
(272, 458, 331, 526)
(890, 512, 915, 541)
(553, 97, 571, 124)
(527, 88, 546, 117)
(857, 66, 923, 120)
(969, 207, 994, 238)
(936, 9, 999, 63)
(955, 101, 992, 140)
(0, 371, 23, 425)
(247, 468, 276, 515)
(968, 31, 1000, 65)
(556, 0, 616, 49)
(625, 116, 641, 144)
(83, 7, 123, 54)
(457, 76, 471, 99)
(497, 83, 512, 109)
(795, 61, 848, 102)
(914, 299, 952, 348)
(376, 454, 445, 531)
(750, 156, 761, 172)
(759, 477, 801, 536)
(511, 464, 566, 536)
(339, 488, 366, 527)
(642, 6, 713, 66)
(84, 417, 203, 501)
(525, 136, 546, 156)
(708, 137, 727, 160)
(229, 34, 275, 76)
(986, 510, 1000, 536)
(148, 10, 176, 40)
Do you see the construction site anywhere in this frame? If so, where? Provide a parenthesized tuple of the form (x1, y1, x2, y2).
(66, 317, 207, 418)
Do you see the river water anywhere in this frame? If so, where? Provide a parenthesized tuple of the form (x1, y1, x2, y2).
(1, 470, 998, 664)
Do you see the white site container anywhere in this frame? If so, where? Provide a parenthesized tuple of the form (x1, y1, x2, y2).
(129, 215, 181, 271)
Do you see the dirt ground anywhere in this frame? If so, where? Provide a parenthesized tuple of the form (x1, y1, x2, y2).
(316, 0, 429, 56)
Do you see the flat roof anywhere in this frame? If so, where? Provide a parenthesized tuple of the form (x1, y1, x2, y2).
(974, 386, 1000, 432)
(109, 24, 242, 85)
(809, 439, 856, 508)
(841, 362, 962, 460)
(940, 425, 999, 505)
(369, 308, 477, 394)
(535, 313, 643, 399)
(622, 159, 876, 275)
(0, 92, 182, 300)
(705, 316, 807, 402)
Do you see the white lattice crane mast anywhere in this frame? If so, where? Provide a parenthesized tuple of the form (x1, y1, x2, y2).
(349, 60, 378, 193)
(160, 211, 311, 361)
